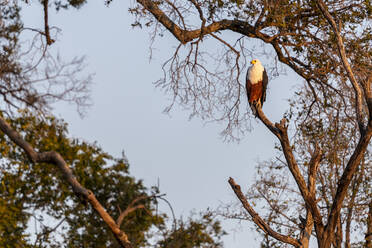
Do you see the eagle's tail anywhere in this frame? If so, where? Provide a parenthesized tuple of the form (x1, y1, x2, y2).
(249, 103, 257, 117)
(250, 100, 262, 118)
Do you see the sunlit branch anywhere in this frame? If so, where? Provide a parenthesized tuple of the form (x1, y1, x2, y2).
(228, 177, 301, 247)
(256, 107, 325, 236)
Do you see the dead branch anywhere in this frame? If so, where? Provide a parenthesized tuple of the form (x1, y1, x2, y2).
(228, 177, 301, 247)
(42, 0, 54, 45)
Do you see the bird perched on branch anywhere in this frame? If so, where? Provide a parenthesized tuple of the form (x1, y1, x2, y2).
(246, 59, 268, 116)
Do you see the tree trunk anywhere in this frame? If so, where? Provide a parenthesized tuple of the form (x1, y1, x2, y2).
(335, 216, 342, 248)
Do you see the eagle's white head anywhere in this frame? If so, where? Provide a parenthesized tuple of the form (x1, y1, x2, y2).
(250, 59, 262, 66)
(247, 59, 264, 84)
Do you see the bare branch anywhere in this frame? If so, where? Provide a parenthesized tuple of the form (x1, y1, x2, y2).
(42, 0, 54, 45)
(188, 0, 206, 30)
(136, 0, 258, 44)
(367, 75, 372, 118)
(163, 0, 186, 30)
(256, 107, 280, 137)
(228, 177, 301, 247)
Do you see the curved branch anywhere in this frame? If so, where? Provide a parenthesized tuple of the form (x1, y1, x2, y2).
(256, 107, 280, 137)
(228, 177, 301, 247)
(0, 114, 132, 248)
(163, 0, 186, 29)
(117, 205, 146, 227)
(116, 194, 164, 227)
(136, 0, 257, 44)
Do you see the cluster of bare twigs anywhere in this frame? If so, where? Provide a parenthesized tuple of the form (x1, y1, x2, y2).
(1, 1, 92, 116)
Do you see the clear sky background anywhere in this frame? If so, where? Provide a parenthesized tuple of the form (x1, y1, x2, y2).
(22, 1, 301, 247)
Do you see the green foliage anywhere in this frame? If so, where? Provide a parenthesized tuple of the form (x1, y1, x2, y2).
(20, 0, 88, 10)
(53, 0, 87, 10)
(0, 174, 32, 248)
(0, 111, 227, 247)
(0, 2, 22, 79)
(0, 2, 229, 246)
(0, 111, 163, 247)
(156, 212, 226, 248)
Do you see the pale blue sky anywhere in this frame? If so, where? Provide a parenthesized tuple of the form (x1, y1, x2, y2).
(22, 1, 300, 247)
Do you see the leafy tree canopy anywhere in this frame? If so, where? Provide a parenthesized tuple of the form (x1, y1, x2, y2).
(0, 110, 226, 247)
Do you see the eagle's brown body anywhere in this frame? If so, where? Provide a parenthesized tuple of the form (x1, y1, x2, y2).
(246, 80, 264, 106)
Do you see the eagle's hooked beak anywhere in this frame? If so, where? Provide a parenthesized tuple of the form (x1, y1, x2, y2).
(251, 60, 256, 64)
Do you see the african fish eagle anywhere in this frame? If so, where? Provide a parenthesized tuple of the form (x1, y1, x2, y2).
(246, 59, 268, 116)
